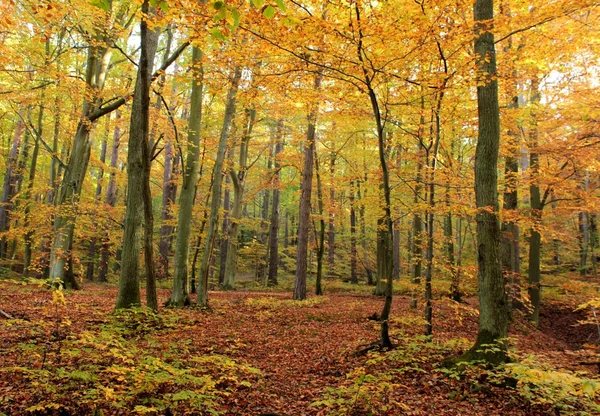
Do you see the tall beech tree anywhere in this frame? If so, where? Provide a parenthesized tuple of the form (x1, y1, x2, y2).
(459, 0, 509, 364)
(197, 66, 242, 307)
(167, 46, 204, 307)
(116, 1, 160, 310)
(293, 75, 322, 301)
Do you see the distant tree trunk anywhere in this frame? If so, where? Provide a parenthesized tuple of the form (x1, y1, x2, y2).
(218, 167, 231, 286)
(223, 109, 256, 290)
(501, 74, 521, 310)
(284, 211, 289, 249)
(197, 66, 242, 307)
(375, 214, 389, 297)
(349, 180, 358, 284)
(152, 28, 173, 281)
(0, 115, 24, 260)
(98, 112, 121, 282)
(85, 125, 108, 281)
(424, 95, 443, 336)
(579, 212, 589, 275)
(23, 104, 43, 276)
(460, 0, 508, 364)
(267, 121, 284, 287)
(116, 2, 160, 309)
(327, 152, 336, 278)
(527, 77, 542, 325)
(357, 180, 373, 285)
(257, 149, 272, 282)
(167, 46, 204, 307)
(314, 146, 326, 295)
(158, 142, 176, 279)
(294, 75, 322, 301)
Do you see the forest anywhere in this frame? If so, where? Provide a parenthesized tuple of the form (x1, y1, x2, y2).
(1, 0, 600, 414)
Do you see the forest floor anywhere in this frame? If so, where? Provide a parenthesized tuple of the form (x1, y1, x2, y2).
(0, 278, 599, 415)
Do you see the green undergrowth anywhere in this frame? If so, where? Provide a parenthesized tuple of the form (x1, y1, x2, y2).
(312, 333, 600, 415)
(1, 299, 260, 415)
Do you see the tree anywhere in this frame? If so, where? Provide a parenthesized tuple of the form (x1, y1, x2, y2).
(116, 0, 160, 310)
(167, 46, 204, 307)
(459, 0, 509, 364)
(293, 75, 321, 301)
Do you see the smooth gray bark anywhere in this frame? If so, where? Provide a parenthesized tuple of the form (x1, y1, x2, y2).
(223, 108, 256, 290)
(167, 46, 204, 307)
(197, 66, 242, 307)
(116, 2, 160, 309)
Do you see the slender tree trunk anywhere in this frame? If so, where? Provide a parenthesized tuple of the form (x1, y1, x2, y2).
(314, 146, 326, 296)
(23, 104, 43, 276)
(424, 99, 443, 336)
(219, 168, 231, 286)
(167, 47, 204, 307)
(0, 115, 24, 259)
(357, 180, 373, 285)
(501, 68, 521, 310)
(294, 75, 322, 300)
(327, 153, 336, 278)
(527, 77, 542, 325)
(85, 126, 108, 281)
(158, 142, 175, 279)
(350, 180, 358, 284)
(267, 121, 284, 286)
(98, 113, 121, 282)
(116, 2, 159, 309)
(223, 109, 256, 290)
(197, 66, 242, 307)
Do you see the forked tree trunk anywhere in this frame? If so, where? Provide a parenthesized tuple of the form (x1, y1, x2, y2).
(116, 2, 160, 309)
(49, 17, 115, 289)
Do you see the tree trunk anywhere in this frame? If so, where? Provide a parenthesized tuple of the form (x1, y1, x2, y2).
(0, 114, 24, 259)
(223, 109, 256, 290)
(501, 73, 521, 310)
(197, 66, 242, 307)
(527, 77, 542, 325)
(158, 142, 176, 279)
(49, 19, 114, 289)
(327, 153, 336, 278)
(116, 2, 159, 309)
(167, 46, 204, 307)
(267, 121, 284, 287)
(23, 104, 43, 276)
(314, 145, 326, 295)
(350, 180, 358, 284)
(461, 0, 508, 364)
(294, 75, 322, 300)
(85, 126, 108, 281)
(98, 112, 121, 282)
(218, 167, 231, 286)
